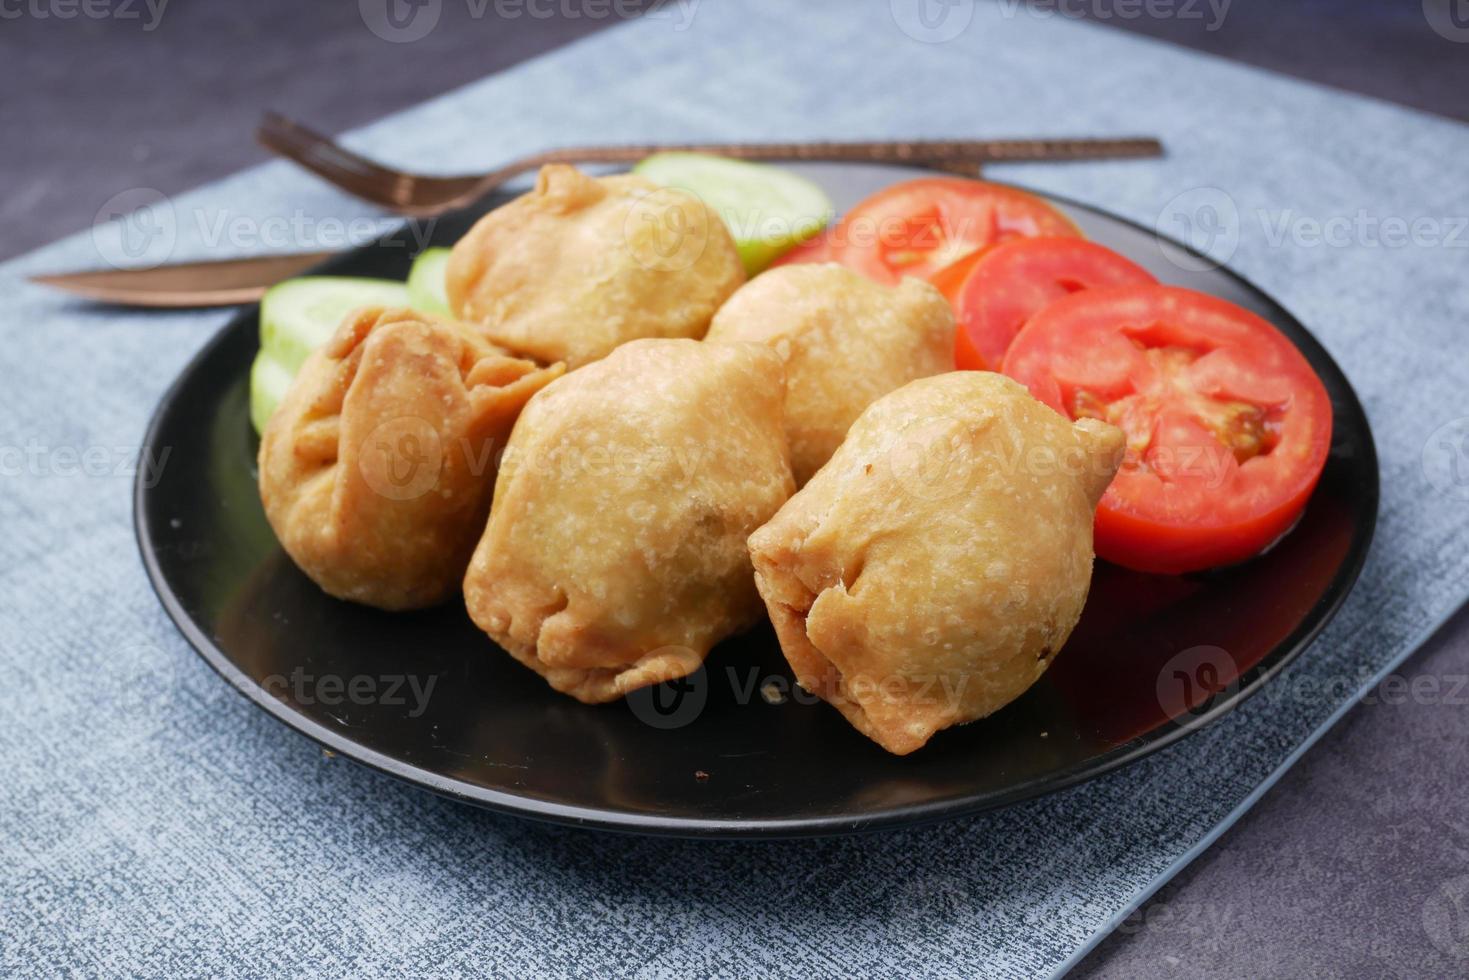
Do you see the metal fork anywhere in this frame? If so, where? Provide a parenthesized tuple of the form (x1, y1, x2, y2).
(257, 112, 1163, 218)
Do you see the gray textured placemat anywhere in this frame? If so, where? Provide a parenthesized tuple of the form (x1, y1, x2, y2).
(3, 2, 1466, 976)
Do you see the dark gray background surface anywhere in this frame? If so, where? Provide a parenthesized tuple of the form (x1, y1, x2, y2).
(5, 2, 1465, 976)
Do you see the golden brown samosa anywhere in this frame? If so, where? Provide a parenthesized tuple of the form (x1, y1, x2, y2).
(748, 371, 1123, 754)
(463, 338, 794, 702)
(446, 164, 745, 369)
(259, 306, 563, 610)
(705, 263, 954, 484)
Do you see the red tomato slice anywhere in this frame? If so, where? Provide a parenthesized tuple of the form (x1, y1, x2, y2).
(930, 249, 990, 368)
(770, 229, 836, 268)
(949, 237, 1156, 371)
(1002, 285, 1333, 574)
(928, 248, 986, 303)
(775, 178, 1080, 285)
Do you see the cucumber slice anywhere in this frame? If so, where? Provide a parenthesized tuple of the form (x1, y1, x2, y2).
(259, 276, 411, 373)
(407, 247, 453, 316)
(249, 350, 295, 435)
(633, 153, 834, 275)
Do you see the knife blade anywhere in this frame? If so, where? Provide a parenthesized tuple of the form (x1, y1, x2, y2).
(28, 251, 338, 308)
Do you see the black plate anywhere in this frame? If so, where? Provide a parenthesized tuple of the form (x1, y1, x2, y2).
(136, 163, 1378, 838)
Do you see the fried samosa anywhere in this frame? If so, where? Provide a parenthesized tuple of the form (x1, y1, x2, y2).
(463, 338, 794, 702)
(445, 164, 745, 369)
(259, 306, 563, 610)
(705, 263, 954, 484)
(748, 371, 1124, 754)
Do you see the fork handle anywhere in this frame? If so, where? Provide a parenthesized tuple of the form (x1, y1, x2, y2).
(438, 137, 1166, 215)
(524, 137, 1162, 170)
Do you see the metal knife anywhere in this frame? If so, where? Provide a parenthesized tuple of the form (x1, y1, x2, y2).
(28, 251, 337, 308)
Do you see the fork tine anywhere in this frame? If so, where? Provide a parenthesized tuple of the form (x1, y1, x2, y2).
(259, 111, 495, 214)
(257, 112, 407, 184)
(300, 139, 392, 182)
(258, 117, 412, 208)
(258, 130, 377, 200)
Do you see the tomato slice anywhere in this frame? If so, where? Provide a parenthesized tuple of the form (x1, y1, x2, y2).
(929, 248, 986, 303)
(948, 237, 1156, 371)
(1002, 285, 1333, 574)
(774, 178, 1080, 285)
(769, 228, 836, 268)
(929, 249, 990, 368)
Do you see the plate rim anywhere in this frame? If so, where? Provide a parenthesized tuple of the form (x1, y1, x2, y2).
(134, 166, 1380, 839)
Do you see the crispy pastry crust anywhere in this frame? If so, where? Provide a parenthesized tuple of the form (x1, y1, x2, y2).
(258, 306, 563, 610)
(706, 263, 955, 485)
(446, 164, 746, 369)
(748, 372, 1123, 754)
(463, 338, 795, 702)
